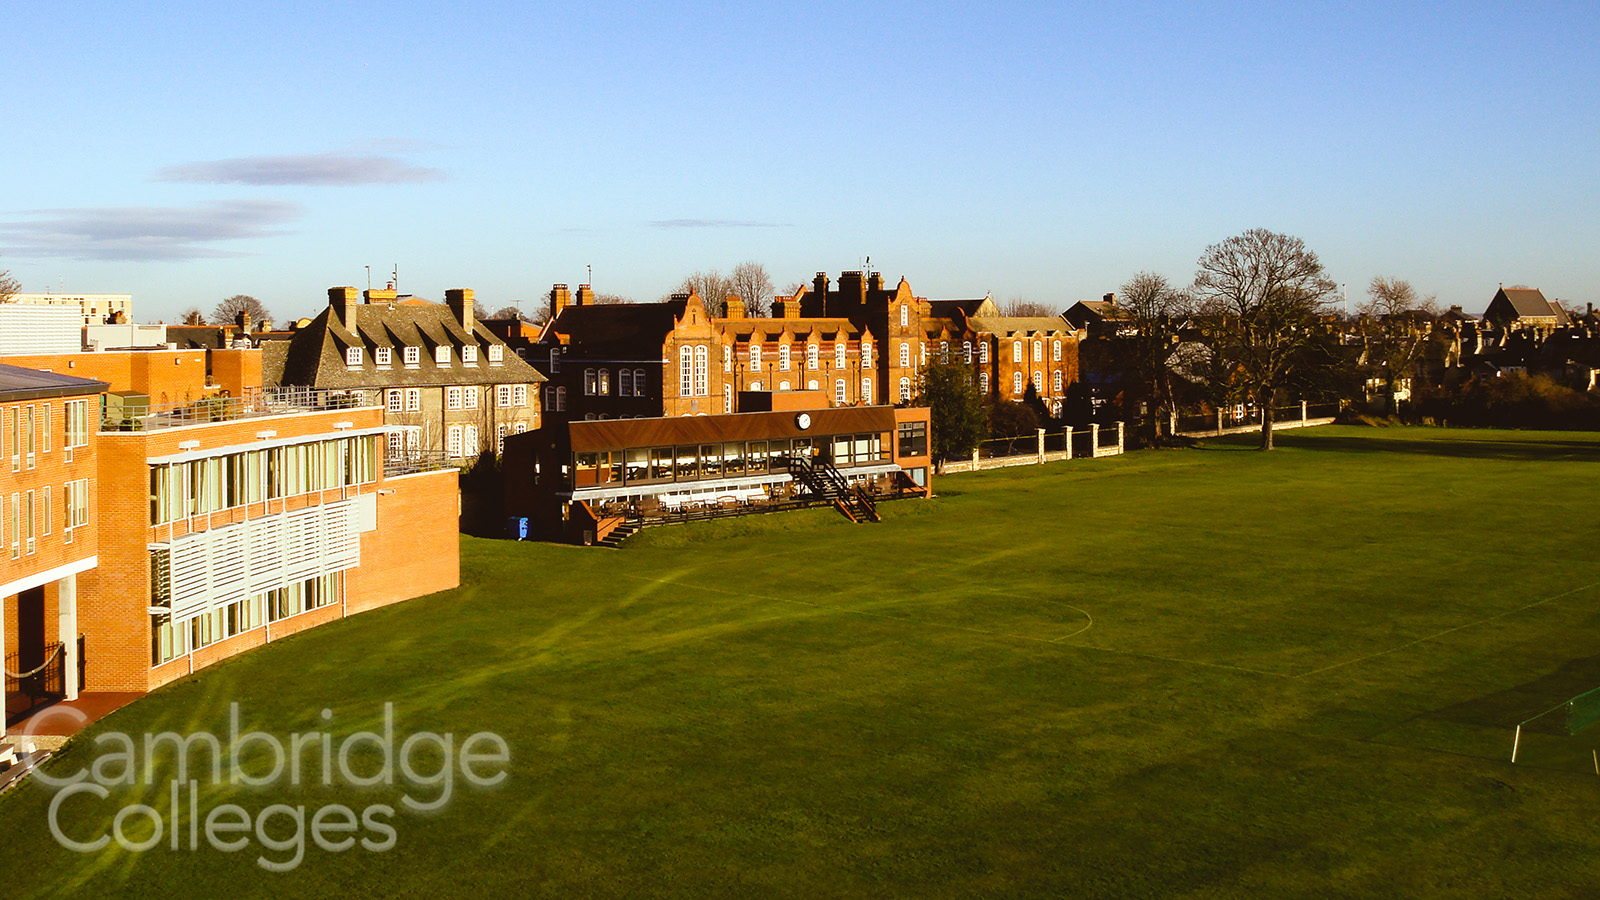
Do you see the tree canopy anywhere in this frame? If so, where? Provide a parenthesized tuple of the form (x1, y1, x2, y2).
(914, 360, 987, 466)
(213, 294, 272, 326)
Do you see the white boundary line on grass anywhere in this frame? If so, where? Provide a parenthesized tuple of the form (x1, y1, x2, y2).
(1295, 577, 1600, 679)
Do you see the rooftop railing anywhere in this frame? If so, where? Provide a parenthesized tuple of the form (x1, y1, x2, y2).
(102, 387, 375, 432)
(383, 450, 459, 478)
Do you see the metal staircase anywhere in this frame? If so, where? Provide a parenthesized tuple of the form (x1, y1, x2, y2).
(784, 456, 879, 523)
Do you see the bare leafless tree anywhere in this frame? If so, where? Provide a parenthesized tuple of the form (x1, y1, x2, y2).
(676, 270, 735, 314)
(1117, 272, 1196, 441)
(729, 261, 775, 317)
(213, 294, 272, 326)
(1003, 298, 1059, 317)
(179, 307, 207, 325)
(0, 266, 19, 304)
(1356, 276, 1438, 415)
(591, 292, 630, 305)
(1193, 229, 1340, 449)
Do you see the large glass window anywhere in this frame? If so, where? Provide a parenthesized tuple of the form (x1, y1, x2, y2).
(898, 421, 928, 457)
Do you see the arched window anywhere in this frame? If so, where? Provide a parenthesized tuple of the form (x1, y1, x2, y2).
(807, 344, 818, 369)
(939, 340, 949, 362)
(980, 341, 990, 364)
(900, 305, 908, 328)
(807, 379, 819, 390)
(724, 345, 732, 372)
(1053, 369, 1063, 393)
(862, 340, 873, 367)
(1033, 340, 1042, 362)
(1053, 340, 1062, 361)
(598, 368, 610, 395)
(834, 342, 845, 368)
(861, 377, 872, 404)
(751, 381, 762, 391)
(724, 384, 732, 413)
(979, 372, 989, 394)
(780, 344, 791, 371)
(1012, 341, 1022, 363)
(446, 425, 462, 458)
(679, 346, 693, 396)
(634, 369, 646, 395)
(694, 345, 708, 396)
(920, 342, 927, 365)
(835, 379, 846, 404)
(750, 344, 761, 368)
(963, 341, 972, 364)
(779, 380, 790, 391)
(584, 369, 597, 395)
(619, 369, 632, 397)
(1033, 371, 1043, 391)
(1013, 372, 1023, 394)
(899, 343, 910, 367)
(899, 377, 911, 402)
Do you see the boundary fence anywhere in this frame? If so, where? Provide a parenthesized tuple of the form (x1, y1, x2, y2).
(1174, 402, 1339, 439)
(941, 422, 1124, 474)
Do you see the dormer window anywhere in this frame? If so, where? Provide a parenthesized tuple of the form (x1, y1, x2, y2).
(345, 347, 363, 367)
(375, 347, 392, 367)
(488, 344, 504, 363)
(403, 346, 420, 367)
(462, 345, 479, 365)
(435, 346, 451, 365)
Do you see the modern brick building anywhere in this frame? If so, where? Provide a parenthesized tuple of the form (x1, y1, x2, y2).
(267, 287, 545, 461)
(1, 364, 106, 723)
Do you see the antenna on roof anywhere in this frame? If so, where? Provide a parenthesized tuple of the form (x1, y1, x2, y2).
(392, 265, 399, 295)
(366, 266, 371, 292)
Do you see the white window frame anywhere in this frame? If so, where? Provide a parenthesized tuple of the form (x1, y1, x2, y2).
(980, 341, 989, 364)
(898, 377, 911, 402)
(835, 343, 846, 368)
(464, 386, 479, 410)
(386, 389, 402, 412)
(514, 384, 528, 407)
(497, 385, 513, 408)
(435, 345, 451, 365)
(834, 379, 846, 404)
(345, 347, 363, 367)
(899, 343, 910, 368)
(1013, 341, 1022, 363)
(1013, 372, 1023, 394)
(807, 344, 819, 370)
(447, 387, 463, 410)
(375, 346, 392, 367)
(403, 346, 420, 367)
(405, 388, 421, 412)
(1053, 340, 1062, 361)
(462, 345, 479, 365)
(861, 378, 872, 404)
(446, 425, 463, 458)
(488, 344, 504, 363)
(862, 341, 872, 368)
(780, 345, 791, 371)
(694, 345, 708, 396)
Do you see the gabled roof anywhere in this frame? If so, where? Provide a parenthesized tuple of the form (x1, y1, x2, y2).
(543, 300, 687, 359)
(926, 297, 999, 319)
(275, 302, 544, 389)
(726, 319, 863, 343)
(965, 316, 1072, 335)
(0, 363, 109, 401)
(1063, 299, 1132, 327)
(1490, 287, 1569, 324)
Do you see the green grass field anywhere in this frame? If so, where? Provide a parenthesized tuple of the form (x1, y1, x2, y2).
(6, 425, 1600, 898)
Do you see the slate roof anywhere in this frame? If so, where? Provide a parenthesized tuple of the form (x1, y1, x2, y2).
(0, 363, 109, 401)
(926, 298, 998, 319)
(965, 316, 1072, 335)
(543, 300, 687, 359)
(273, 302, 544, 389)
(725, 318, 863, 342)
(1496, 287, 1568, 323)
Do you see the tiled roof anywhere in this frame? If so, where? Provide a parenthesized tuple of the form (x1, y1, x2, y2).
(274, 303, 545, 389)
(965, 316, 1072, 335)
(544, 301, 687, 359)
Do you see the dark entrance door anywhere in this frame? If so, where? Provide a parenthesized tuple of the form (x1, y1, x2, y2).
(6, 586, 63, 725)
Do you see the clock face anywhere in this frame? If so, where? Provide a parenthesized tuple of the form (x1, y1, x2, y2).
(795, 413, 812, 429)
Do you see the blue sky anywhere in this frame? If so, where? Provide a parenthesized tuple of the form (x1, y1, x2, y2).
(3, 1, 1596, 323)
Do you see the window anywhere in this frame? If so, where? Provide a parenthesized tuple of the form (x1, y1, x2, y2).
(1033, 371, 1043, 392)
(835, 342, 846, 368)
(899, 343, 910, 368)
(807, 344, 819, 369)
(9, 410, 18, 472)
(898, 421, 928, 457)
(862, 340, 872, 367)
(584, 368, 598, 396)
(497, 424, 508, 455)
(553, 386, 567, 412)
(1013, 372, 1023, 394)
(1012, 341, 1022, 363)
(939, 340, 949, 361)
(807, 379, 818, 390)
(388, 432, 402, 455)
(723, 345, 732, 373)
(513, 384, 527, 407)
(64, 399, 89, 454)
(25, 489, 35, 554)
(463, 425, 479, 457)
(435, 345, 451, 364)
(750, 382, 762, 391)
(42, 486, 50, 536)
(404, 346, 420, 367)
(679, 346, 693, 396)
(835, 379, 846, 404)
(464, 386, 479, 410)
(598, 369, 610, 396)
(514, 422, 527, 435)
(386, 390, 403, 412)
(694, 345, 708, 396)
(779, 381, 791, 391)
(10, 493, 19, 558)
(979, 372, 989, 394)
(63, 479, 88, 538)
(631, 370, 644, 398)
(780, 345, 791, 371)
(41, 405, 49, 453)
(900, 305, 908, 328)
(724, 384, 733, 413)
(1053, 369, 1063, 393)
(376, 347, 392, 367)
(462, 345, 479, 365)
(618, 370, 632, 397)
(488, 344, 504, 363)
(345, 347, 363, 367)
(1033, 340, 1042, 362)
(963, 341, 972, 364)
(750, 344, 761, 368)
(497, 385, 513, 408)
(899, 377, 911, 402)
(24, 406, 34, 469)
(1053, 340, 1062, 361)
(405, 388, 421, 412)
(980, 341, 989, 364)
(921, 342, 927, 365)
(446, 425, 463, 458)
(549, 347, 560, 373)
(447, 387, 463, 410)
(861, 378, 872, 404)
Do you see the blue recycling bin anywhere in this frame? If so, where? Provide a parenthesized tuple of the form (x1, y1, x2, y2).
(507, 516, 530, 540)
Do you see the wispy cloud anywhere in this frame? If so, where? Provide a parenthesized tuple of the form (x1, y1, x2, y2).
(155, 152, 445, 186)
(649, 219, 791, 229)
(0, 200, 302, 261)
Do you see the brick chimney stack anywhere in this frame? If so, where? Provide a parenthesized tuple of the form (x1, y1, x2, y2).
(329, 286, 359, 333)
(446, 288, 475, 331)
(724, 296, 747, 319)
(550, 283, 571, 320)
(1103, 292, 1117, 306)
(575, 284, 594, 306)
